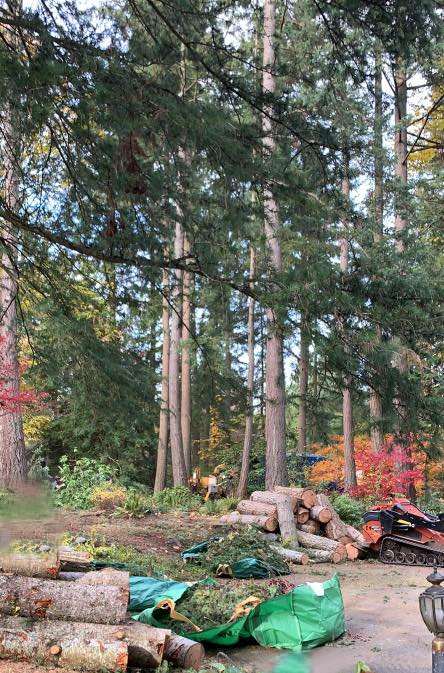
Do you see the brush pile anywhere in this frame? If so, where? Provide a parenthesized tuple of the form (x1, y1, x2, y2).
(220, 487, 369, 564)
(0, 560, 204, 671)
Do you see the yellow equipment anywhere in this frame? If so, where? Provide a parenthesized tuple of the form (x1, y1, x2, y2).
(189, 464, 227, 500)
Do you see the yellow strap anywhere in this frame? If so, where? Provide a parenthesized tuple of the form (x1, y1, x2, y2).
(229, 595, 263, 622)
(154, 598, 202, 632)
(216, 563, 233, 577)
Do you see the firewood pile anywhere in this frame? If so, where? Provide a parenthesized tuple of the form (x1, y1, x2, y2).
(220, 486, 369, 564)
(0, 559, 204, 672)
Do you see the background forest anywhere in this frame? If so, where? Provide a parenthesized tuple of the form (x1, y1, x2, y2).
(0, 0, 443, 504)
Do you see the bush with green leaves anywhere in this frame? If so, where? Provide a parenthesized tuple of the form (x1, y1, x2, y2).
(329, 493, 375, 529)
(417, 492, 444, 516)
(200, 496, 238, 516)
(54, 456, 116, 509)
(150, 486, 202, 512)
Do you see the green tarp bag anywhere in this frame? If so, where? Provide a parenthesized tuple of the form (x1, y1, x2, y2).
(131, 574, 345, 651)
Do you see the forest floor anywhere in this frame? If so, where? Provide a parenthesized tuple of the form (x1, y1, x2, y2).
(0, 509, 433, 673)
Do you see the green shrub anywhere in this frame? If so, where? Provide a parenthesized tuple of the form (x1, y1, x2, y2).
(54, 456, 115, 509)
(116, 489, 151, 517)
(329, 494, 374, 529)
(150, 486, 201, 512)
(417, 492, 444, 515)
(201, 496, 238, 516)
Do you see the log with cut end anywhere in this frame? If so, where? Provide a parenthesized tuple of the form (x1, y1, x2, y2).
(270, 546, 309, 565)
(299, 520, 321, 535)
(0, 626, 128, 672)
(345, 524, 370, 548)
(345, 543, 362, 561)
(309, 505, 332, 524)
(164, 634, 205, 670)
(58, 546, 92, 570)
(250, 490, 298, 512)
(219, 511, 278, 532)
(315, 494, 349, 540)
(295, 530, 346, 559)
(0, 617, 169, 668)
(296, 507, 310, 525)
(0, 552, 60, 579)
(276, 495, 299, 547)
(77, 568, 130, 589)
(237, 500, 277, 518)
(304, 548, 344, 564)
(273, 486, 316, 509)
(0, 575, 129, 624)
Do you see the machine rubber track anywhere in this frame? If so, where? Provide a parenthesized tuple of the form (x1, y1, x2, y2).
(379, 536, 444, 566)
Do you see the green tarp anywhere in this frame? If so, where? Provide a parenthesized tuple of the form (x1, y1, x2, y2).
(130, 574, 345, 651)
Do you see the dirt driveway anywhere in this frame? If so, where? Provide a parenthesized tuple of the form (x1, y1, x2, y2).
(0, 511, 435, 673)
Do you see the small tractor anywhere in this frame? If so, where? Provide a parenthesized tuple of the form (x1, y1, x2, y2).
(362, 498, 444, 566)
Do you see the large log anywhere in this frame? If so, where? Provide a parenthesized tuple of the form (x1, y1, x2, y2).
(296, 507, 309, 525)
(345, 543, 363, 561)
(299, 520, 321, 535)
(77, 568, 130, 590)
(276, 495, 299, 547)
(250, 490, 298, 513)
(309, 505, 332, 524)
(273, 486, 316, 509)
(0, 617, 169, 668)
(0, 626, 128, 672)
(164, 634, 205, 670)
(295, 530, 346, 558)
(0, 575, 129, 624)
(345, 524, 370, 548)
(58, 546, 92, 570)
(237, 500, 277, 518)
(270, 546, 309, 565)
(0, 553, 60, 579)
(219, 511, 278, 532)
(338, 535, 354, 546)
(316, 494, 349, 540)
(304, 548, 344, 564)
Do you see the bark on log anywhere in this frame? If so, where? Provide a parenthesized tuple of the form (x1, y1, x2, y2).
(299, 520, 321, 535)
(273, 486, 316, 509)
(77, 568, 130, 590)
(219, 511, 278, 531)
(164, 634, 205, 670)
(345, 524, 369, 548)
(250, 490, 298, 512)
(309, 505, 332, 524)
(0, 617, 169, 668)
(0, 626, 128, 672)
(276, 495, 299, 547)
(304, 548, 344, 564)
(237, 500, 277, 518)
(295, 530, 346, 558)
(0, 553, 60, 579)
(58, 547, 92, 570)
(316, 494, 349, 540)
(296, 507, 309, 525)
(0, 575, 129, 624)
(346, 543, 361, 561)
(270, 546, 309, 565)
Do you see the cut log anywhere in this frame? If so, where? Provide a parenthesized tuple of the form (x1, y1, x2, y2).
(78, 568, 130, 590)
(346, 543, 361, 561)
(58, 546, 92, 570)
(299, 520, 321, 535)
(237, 500, 277, 518)
(0, 626, 128, 672)
(296, 507, 309, 525)
(304, 548, 344, 564)
(309, 505, 332, 524)
(164, 634, 205, 670)
(0, 575, 129, 624)
(219, 511, 278, 532)
(0, 617, 169, 668)
(250, 490, 298, 512)
(295, 530, 347, 559)
(273, 486, 316, 509)
(0, 553, 60, 579)
(316, 494, 349, 540)
(338, 535, 354, 546)
(345, 524, 370, 548)
(270, 546, 309, 565)
(276, 495, 299, 547)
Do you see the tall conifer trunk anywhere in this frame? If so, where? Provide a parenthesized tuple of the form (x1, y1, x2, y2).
(154, 268, 170, 493)
(0, 86, 26, 488)
(238, 246, 256, 498)
(262, 0, 288, 489)
(369, 47, 384, 453)
(181, 233, 192, 476)
(339, 153, 357, 490)
(297, 320, 309, 454)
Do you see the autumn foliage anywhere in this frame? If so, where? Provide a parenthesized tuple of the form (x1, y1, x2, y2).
(0, 337, 41, 413)
(309, 435, 435, 498)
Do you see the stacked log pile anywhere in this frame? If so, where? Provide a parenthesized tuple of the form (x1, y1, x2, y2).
(0, 563, 204, 671)
(220, 487, 369, 564)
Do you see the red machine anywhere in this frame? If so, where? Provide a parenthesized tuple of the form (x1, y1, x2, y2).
(362, 498, 444, 566)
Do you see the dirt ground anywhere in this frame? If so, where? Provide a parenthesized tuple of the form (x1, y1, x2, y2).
(0, 510, 435, 673)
